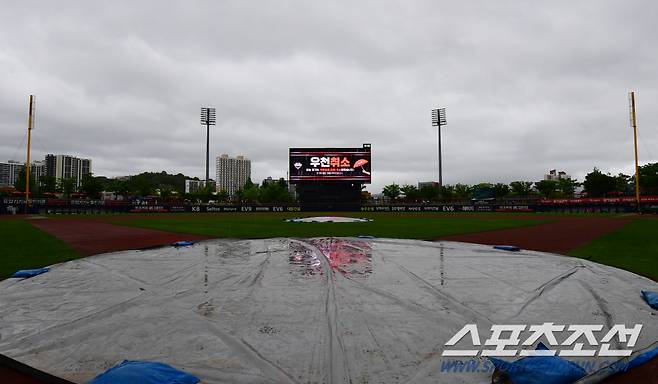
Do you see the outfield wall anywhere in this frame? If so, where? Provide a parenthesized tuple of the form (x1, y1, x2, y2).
(2, 197, 658, 215)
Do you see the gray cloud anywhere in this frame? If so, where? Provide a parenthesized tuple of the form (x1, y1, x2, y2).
(1, 0, 657, 192)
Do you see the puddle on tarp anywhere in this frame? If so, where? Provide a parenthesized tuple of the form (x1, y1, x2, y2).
(0, 238, 656, 383)
(289, 238, 372, 277)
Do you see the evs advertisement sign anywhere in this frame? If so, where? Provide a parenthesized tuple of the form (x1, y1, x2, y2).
(289, 145, 371, 183)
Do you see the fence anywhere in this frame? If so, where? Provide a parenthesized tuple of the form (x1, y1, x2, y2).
(2, 197, 657, 215)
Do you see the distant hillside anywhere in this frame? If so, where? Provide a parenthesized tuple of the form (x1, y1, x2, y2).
(97, 171, 201, 196)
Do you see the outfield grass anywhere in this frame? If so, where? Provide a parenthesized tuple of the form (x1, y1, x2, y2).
(113, 212, 548, 239)
(3, 213, 656, 282)
(569, 218, 658, 281)
(0, 219, 79, 279)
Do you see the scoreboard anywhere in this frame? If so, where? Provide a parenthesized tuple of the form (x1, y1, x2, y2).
(289, 144, 371, 184)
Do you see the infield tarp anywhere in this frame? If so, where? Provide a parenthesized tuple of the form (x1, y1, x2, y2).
(0, 238, 656, 383)
(284, 216, 371, 223)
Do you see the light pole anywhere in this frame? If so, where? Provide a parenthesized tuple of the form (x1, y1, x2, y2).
(25, 95, 36, 210)
(629, 92, 640, 212)
(200, 107, 216, 184)
(431, 108, 447, 187)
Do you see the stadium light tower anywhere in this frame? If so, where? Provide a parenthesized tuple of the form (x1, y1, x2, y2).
(25, 95, 36, 209)
(629, 92, 640, 212)
(431, 108, 447, 186)
(200, 107, 216, 184)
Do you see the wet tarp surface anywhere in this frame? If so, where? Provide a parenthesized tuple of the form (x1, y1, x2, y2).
(0, 238, 656, 383)
(285, 216, 371, 223)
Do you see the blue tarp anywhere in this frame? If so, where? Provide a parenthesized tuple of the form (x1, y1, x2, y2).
(494, 245, 521, 252)
(11, 268, 49, 278)
(489, 343, 586, 384)
(627, 346, 658, 370)
(641, 290, 658, 309)
(603, 346, 658, 375)
(172, 241, 194, 247)
(88, 360, 199, 384)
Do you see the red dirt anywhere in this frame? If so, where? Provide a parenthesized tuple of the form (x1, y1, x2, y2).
(601, 357, 658, 384)
(440, 216, 632, 254)
(29, 218, 211, 256)
(27, 214, 635, 256)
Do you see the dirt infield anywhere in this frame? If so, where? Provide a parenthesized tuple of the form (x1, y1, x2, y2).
(29, 218, 211, 256)
(440, 215, 632, 254)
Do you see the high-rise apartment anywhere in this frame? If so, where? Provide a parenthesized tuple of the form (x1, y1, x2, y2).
(215, 154, 251, 196)
(45, 154, 92, 188)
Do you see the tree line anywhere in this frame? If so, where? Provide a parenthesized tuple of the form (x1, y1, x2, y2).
(381, 163, 658, 202)
(6, 169, 293, 204)
(6, 162, 657, 203)
(8, 170, 193, 200)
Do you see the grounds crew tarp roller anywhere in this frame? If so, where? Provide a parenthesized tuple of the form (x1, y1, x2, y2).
(0, 238, 656, 383)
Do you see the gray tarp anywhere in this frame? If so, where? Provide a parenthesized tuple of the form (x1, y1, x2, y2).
(0, 238, 656, 383)
(284, 217, 371, 223)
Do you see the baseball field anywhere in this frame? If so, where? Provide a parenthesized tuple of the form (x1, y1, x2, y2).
(1, 212, 656, 281)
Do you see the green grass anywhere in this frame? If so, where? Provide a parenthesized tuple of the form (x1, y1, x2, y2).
(113, 212, 548, 239)
(5, 213, 655, 283)
(569, 218, 658, 281)
(0, 219, 79, 279)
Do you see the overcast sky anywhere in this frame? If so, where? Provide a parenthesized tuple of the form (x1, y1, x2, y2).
(1, 0, 657, 192)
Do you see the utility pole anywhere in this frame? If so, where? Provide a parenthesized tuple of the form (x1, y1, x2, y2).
(431, 108, 447, 187)
(200, 107, 216, 184)
(25, 95, 35, 211)
(629, 92, 640, 212)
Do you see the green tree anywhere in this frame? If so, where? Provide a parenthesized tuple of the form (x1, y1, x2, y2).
(107, 180, 131, 198)
(556, 178, 579, 198)
(259, 179, 291, 203)
(615, 173, 631, 195)
(382, 183, 401, 201)
(122, 172, 195, 196)
(439, 185, 455, 201)
(583, 168, 616, 197)
(130, 175, 154, 196)
(241, 185, 260, 203)
(638, 163, 658, 195)
(234, 178, 260, 203)
(193, 184, 215, 203)
(158, 184, 177, 200)
(400, 185, 419, 202)
(13, 168, 36, 194)
(244, 178, 255, 190)
(276, 179, 292, 203)
(80, 174, 103, 199)
(534, 179, 558, 198)
(493, 183, 510, 199)
(509, 181, 534, 196)
(259, 182, 280, 203)
(39, 175, 58, 194)
(234, 188, 244, 203)
(453, 184, 472, 200)
(418, 185, 439, 202)
(217, 189, 229, 203)
(59, 178, 76, 199)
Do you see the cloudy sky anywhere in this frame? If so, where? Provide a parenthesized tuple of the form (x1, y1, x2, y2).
(1, 0, 656, 192)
